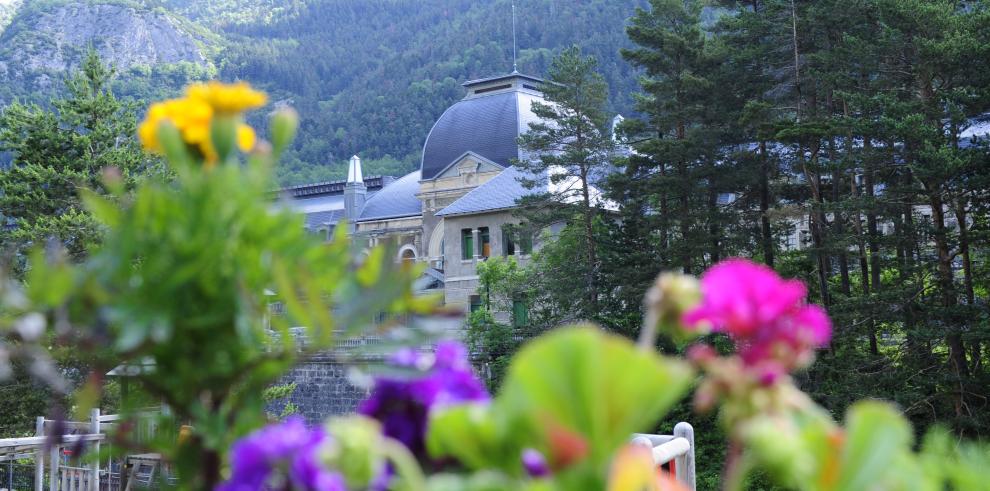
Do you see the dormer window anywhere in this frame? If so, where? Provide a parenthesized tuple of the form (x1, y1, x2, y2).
(474, 83, 512, 95)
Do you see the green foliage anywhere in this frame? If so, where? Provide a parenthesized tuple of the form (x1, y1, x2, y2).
(515, 46, 616, 320)
(428, 326, 694, 490)
(262, 382, 298, 420)
(0, 50, 151, 436)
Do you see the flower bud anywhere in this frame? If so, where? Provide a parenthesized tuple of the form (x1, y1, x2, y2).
(739, 416, 817, 487)
(522, 448, 551, 478)
(210, 115, 239, 164)
(101, 167, 125, 195)
(270, 107, 299, 155)
(324, 415, 386, 488)
(640, 273, 701, 348)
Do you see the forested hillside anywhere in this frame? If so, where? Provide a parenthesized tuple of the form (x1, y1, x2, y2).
(0, 0, 650, 184)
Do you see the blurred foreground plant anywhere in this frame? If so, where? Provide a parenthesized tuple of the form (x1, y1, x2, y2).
(227, 258, 990, 490)
(4, 79, 988, 490)
(659, 259, 990, 491)
(1, 81, 433, 489)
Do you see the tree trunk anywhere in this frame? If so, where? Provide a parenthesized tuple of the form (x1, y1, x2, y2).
(579, 164, 599, 312)
(849, 128, 877, 354)
(928, 188, 970, 418)
(828, 133, 851, 296)
(954, 200, 974, 306)
(759, 141, 774, 267)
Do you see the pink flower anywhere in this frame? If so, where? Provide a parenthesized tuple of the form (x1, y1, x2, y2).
(684, 259, 831, 377)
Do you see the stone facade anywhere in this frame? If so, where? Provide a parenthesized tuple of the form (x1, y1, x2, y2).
(441, 211, 533, 311)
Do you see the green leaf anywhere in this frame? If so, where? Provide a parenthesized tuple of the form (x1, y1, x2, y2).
(498, 325, 693, 467)
(25, 249, 76, 307)
(834, 401, 913, 491)
(356, 244, 385, 286)
(427, 404, 520, 472)
(80, 188, 121, 227)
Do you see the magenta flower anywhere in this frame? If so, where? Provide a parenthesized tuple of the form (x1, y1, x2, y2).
(358, 340, 489, 458)
(684, 259, 831, 379)
(218, 417, 345, 491)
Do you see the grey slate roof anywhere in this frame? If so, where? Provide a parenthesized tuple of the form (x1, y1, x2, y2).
(303, 209, 342, 230)
(280, 175, 392, 198)
(436, 166, 538, 217)
(420, 89, 543, 180)
(358, 170, 422, 221)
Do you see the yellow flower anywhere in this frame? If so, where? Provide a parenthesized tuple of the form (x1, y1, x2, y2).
(186, 81, 267, 114)
(237, 124, 256, 152)
(137, 81, 267, 165)
(138, 97, 217, 162)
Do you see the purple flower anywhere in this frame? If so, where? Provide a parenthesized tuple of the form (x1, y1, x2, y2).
(684, 259, 832, 380)
(521, 448, 550, 478)
(218, 417, 345, 491)
(358, 340, 489, 458)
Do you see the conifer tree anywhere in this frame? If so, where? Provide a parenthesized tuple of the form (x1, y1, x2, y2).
(516, 46, 616, 315)
(620, 0, 722, 274)
(0, 50, 154, 273)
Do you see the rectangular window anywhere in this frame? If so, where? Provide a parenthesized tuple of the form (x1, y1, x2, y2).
(461, 228, 474, 260)
(469, 295, 483, 313)
(504, 232, 516, 256)
(503, 227, 533, 256)
(512, 298, 529, 328)
(479, 227, 491, 258)
(519, 231, 533, 255)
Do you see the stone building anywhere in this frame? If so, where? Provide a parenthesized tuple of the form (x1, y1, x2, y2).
(270, 72, 559, 420)
(280, 71, 550, 318)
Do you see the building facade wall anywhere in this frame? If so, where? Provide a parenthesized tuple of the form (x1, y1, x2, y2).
(441, 210, 531, 310)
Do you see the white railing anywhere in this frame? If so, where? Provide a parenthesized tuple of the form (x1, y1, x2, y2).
(0, 407, 162, 491)
(631, 421, 696, 491)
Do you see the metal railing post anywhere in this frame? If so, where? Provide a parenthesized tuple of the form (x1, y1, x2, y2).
(673, 422, 696, 491)
(49, 437, 58, 491)
(90, 409, 100, 491)
(35, 416, 45, 491)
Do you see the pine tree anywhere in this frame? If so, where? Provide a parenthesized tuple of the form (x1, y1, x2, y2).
(516, 45, 617, 316)
(620, 0, 723, 274)
(0, 50, 155, 273)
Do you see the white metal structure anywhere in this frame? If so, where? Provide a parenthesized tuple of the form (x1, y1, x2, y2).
(0, 408, 161, 491)
(631, 422, 697, 491)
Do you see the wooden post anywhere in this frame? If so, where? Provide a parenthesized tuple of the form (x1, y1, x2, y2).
(35, 417, 45, 491)
(673, 422, 696, 491)
(90, 409, 100, 491)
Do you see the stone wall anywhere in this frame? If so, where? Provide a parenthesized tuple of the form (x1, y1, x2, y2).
(276, 356, 370, 424)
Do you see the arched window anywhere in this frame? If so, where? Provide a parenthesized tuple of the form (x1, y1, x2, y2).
(398, 245, 417, 264)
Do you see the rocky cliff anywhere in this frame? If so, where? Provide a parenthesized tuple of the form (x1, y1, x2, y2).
(0, 0, 23, 34)
(0, 1, 209, 91)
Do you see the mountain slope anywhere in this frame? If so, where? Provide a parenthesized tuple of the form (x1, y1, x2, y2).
(0, 1, 213, 101)
(1, 0, 650, 184)
(0, 0, 22, 33)
(211, 0, 649, 183)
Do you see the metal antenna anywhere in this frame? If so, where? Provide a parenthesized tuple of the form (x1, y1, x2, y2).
(511, 1, 518, 73)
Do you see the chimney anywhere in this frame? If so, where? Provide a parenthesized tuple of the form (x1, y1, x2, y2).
(344, 155, 367, 232)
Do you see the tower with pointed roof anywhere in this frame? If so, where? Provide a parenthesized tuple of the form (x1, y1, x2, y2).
(343, 155, 367, 232)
